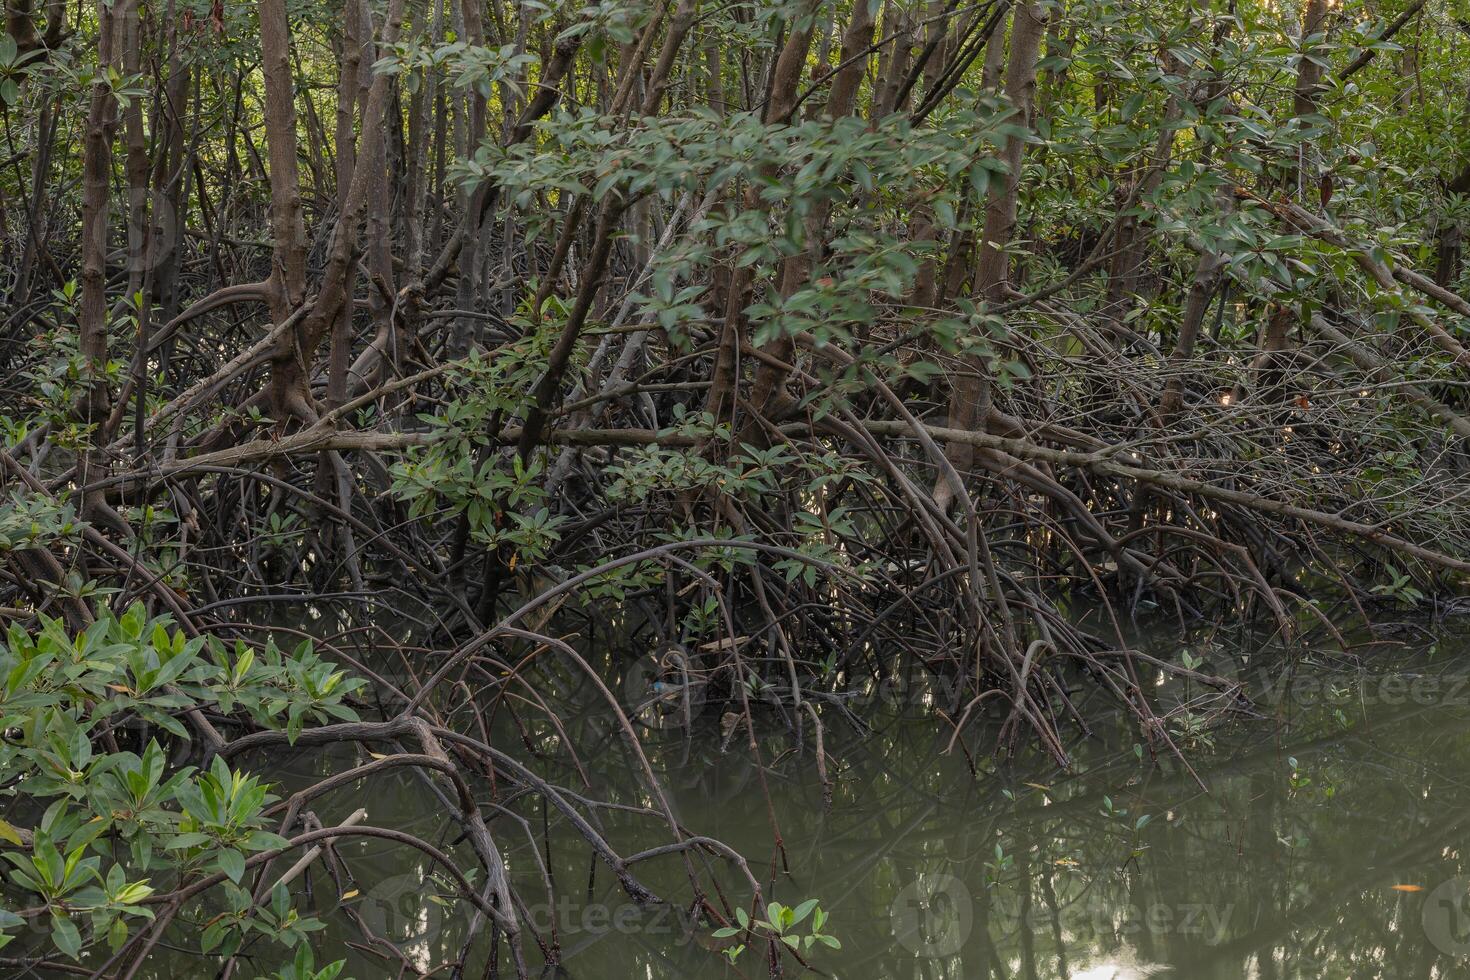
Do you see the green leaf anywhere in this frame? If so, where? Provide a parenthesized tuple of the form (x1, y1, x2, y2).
(51, 916, 82, 960)
(215, 848, 245, 883)
(200, 920, 226, 954)
(108, 916, 129, 952)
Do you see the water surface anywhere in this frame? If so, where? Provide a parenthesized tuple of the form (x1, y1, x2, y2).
(200, 626, 1470, 979)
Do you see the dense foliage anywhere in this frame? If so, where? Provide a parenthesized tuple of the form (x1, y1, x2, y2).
(3, 0, 1470, 973)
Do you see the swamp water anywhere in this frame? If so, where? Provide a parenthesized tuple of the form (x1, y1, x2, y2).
(155, 625, 1470, 979)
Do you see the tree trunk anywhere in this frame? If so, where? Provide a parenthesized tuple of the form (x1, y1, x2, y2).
(76, 0, 123, 526)
(939, 2, 1045, 507)
(258, 0, 312, 423)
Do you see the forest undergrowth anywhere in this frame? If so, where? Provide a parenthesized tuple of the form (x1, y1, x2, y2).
(2, 0, 1470, 973)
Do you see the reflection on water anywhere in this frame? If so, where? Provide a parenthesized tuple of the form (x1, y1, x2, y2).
(149, 627, 1470, 979)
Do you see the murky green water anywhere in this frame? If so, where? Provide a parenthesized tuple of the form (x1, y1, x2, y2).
(196, 625, 1470, 979)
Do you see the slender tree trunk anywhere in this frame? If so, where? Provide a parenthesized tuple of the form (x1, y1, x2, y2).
(728, 0, 823, 431)
(258, 0, 312, 423)
(77, 0, 124, 526)
(517, 0, 699, 456)
(1288, 0, 1329, 196)
(1158, 198, 1230, 421)
(326, 0, 363, 417)
(939, 2, 1045, 508)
